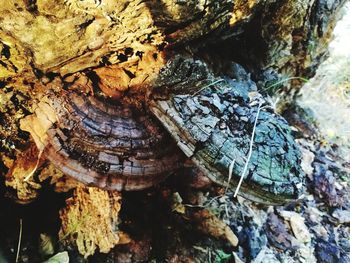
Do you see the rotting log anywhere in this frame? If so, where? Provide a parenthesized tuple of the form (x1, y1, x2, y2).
(0, 0, 346, 259)
(0, 0, 344, 81)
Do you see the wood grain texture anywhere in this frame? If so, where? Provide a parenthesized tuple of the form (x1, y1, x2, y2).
(59, 186, 126, 258)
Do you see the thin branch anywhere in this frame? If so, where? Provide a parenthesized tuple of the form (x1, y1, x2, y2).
(234, 102, 262, 197)
(15, 219, 23, 263)
(225, 158, 236, 193)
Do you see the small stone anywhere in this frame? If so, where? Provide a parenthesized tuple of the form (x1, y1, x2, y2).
(219, 122, 227, 129)
(306, 194, 315, 201)
(312, 225, 329, 239)
(332, 209, 350, 224)
(297, 244, 317, 263)
(306, 207, 323, 224)
(334, 181, 344, 191)
(279, 210, 298, 220)
(290, 214, 311, 243)
(266, 206, 274, 214)
(300, 147, 315, 176)
(232, 252, 244, 263)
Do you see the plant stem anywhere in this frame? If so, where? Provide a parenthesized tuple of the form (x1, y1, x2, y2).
(15, 219, 23, 263)
(234, 102, 262, 197)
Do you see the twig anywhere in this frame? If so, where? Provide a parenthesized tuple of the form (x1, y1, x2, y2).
(183, 204, 205, 208)
(15, 219, 23, 263)
(24, 150, 43, 182)
(193, 246, 208, 253)
(225, 158, 236, 193)
(234, 102, 262, 197)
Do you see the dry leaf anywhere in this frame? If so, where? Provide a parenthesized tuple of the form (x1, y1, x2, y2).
(290, 214, 311, 243)
(43, 252, 69, 263)
(5, 145, 43, 203)
(191, 209, 238, 247)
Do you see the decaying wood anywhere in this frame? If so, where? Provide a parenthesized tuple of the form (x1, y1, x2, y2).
(4, 143, 78, 203)
(0, 0, 245, 79)
(59, 186, 128, 258)
(5, 144, 43, 203)
(1, 1, 344, 82)
(213, 0, 347, 88)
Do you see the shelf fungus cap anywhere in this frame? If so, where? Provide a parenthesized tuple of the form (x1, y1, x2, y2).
(149, 58, 305, 205)
(20, 90, 183, 191)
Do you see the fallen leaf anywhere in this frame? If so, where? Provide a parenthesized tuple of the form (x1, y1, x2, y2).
(42, 251, 69, 263)
(39, 233, 55, 257)
(315, 239, 340, 263)
(171, 192, 186, 214)
(300, 147, 315, 176)
(191, 209, 238, 247)
(332, 209, 350, 224)
(266, 213, 295, 250)
(290, 214, 311, 243)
